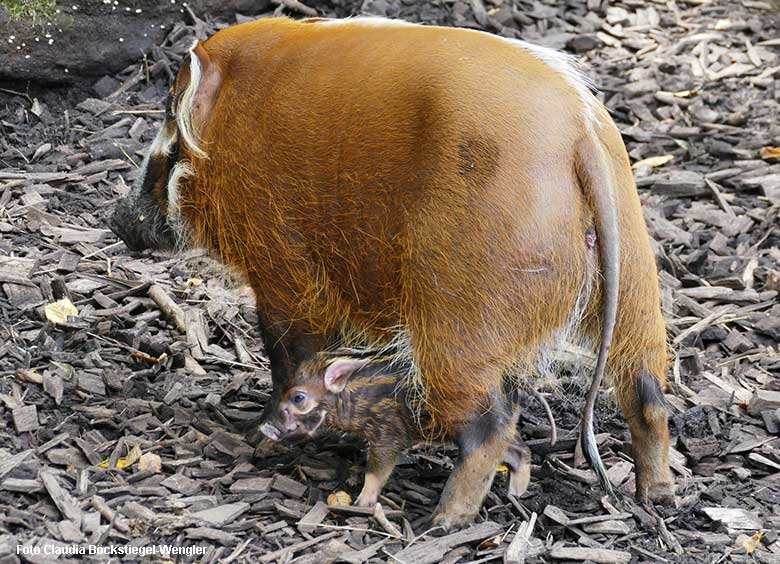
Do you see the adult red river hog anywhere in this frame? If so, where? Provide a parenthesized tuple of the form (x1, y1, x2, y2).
(109, 16, 675, 528)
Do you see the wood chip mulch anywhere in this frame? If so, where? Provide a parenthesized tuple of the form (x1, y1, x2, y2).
(1, 0, 779, 563)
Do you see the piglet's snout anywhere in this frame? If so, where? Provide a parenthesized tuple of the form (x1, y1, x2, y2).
(281, 408, 299, 432)
(259, 422, 281, 441)
(259, 409, 299, 441)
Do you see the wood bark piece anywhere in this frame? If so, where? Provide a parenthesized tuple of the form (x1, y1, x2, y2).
(230, 477, 273, 494)
(0, 450, 32, 481)
(259, 531, 342, 563)
(393, 521, 502, 564)
(12, 405, 39, 433)
(543, 505, 602, 548)
(186, 527, 241, 545)
(191, 502, 250, 527)
(272, 474, 307, 498)
(548, 546, 631, 563)
(40, 471, 82, 529)
(325, 504, 404, 519)
(505, 512, 538, 564)
(702, 507, 762, 531)
(297, 501, 329, 534)
(582, 519, 631, 535)
(748, 390, 780, 415)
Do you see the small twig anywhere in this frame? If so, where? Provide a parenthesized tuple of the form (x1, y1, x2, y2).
(0, 87, 32, 105)
(148, 284, 187, 333)
(401, 524, 444, 549)
(704, 178, 736, 218)
(221, 538, 252, 564)
(311, 522, 399, 540)
(272, 0, 318, 16)
(110, 109, 165, 115)
(91, 495, 130, 533)
(82, 241, 124, 260)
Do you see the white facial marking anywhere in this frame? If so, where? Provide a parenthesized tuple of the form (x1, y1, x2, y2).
(166, 160, 194, 225)
(306, 411, 328, 436)
(149, 123, 176, 158)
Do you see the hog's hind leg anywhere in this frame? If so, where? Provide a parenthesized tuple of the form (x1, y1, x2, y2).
(618, 370, 675, 504)
(432, 387, 516, 529)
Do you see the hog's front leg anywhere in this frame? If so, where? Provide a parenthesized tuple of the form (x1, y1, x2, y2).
(504, 436, 532, 497)
(355, 446, 401, 507)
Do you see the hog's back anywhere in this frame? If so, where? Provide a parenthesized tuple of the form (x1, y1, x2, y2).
(186, 18, 593, 350)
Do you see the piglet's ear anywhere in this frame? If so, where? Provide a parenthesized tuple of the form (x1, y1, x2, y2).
(323, 358, 370, 393)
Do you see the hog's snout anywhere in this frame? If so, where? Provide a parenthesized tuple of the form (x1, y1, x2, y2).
(109, 194, 175, 252)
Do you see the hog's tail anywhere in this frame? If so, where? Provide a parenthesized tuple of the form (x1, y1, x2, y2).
(575, 132, 619, 499)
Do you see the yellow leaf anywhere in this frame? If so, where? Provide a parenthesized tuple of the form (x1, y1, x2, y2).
(496, 464, 510, 476)
(97, 445, 143, 470)
(632, 155, 674, 170)
(328, 491, 352, 506)
(44, 298, 78, 324)
(760, 147, 780, 161)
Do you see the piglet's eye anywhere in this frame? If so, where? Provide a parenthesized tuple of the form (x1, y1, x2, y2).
(292, 392, 306, 406)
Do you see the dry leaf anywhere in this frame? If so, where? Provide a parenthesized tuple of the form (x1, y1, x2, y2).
(759, 147, 780, 161)
(672, 89, 699, 99)
(478, 535, 502, 549)
(16, 369, 43, 385)
(44, 298, 78, 324)
(741, 531, 764, 554)
(186, 277, 203, 288)
(632, 155, 674, 170)
(98, 444, 143, 470)
(714, 18, 732, 31)
(328, 491, 352, 506)
(138, 452, 162, 473)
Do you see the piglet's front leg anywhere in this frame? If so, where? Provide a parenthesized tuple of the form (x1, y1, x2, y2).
(355, 446, 401, 507)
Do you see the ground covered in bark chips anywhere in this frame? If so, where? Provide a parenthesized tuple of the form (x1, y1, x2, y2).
(0, 0, 779, 562)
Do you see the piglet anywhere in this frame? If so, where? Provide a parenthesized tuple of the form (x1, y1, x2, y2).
(260, 354, 533, 507)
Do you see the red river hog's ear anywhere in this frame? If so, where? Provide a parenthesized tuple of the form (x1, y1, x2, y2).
(174, 41, 222, 159)
(323, 358, 371, 393)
